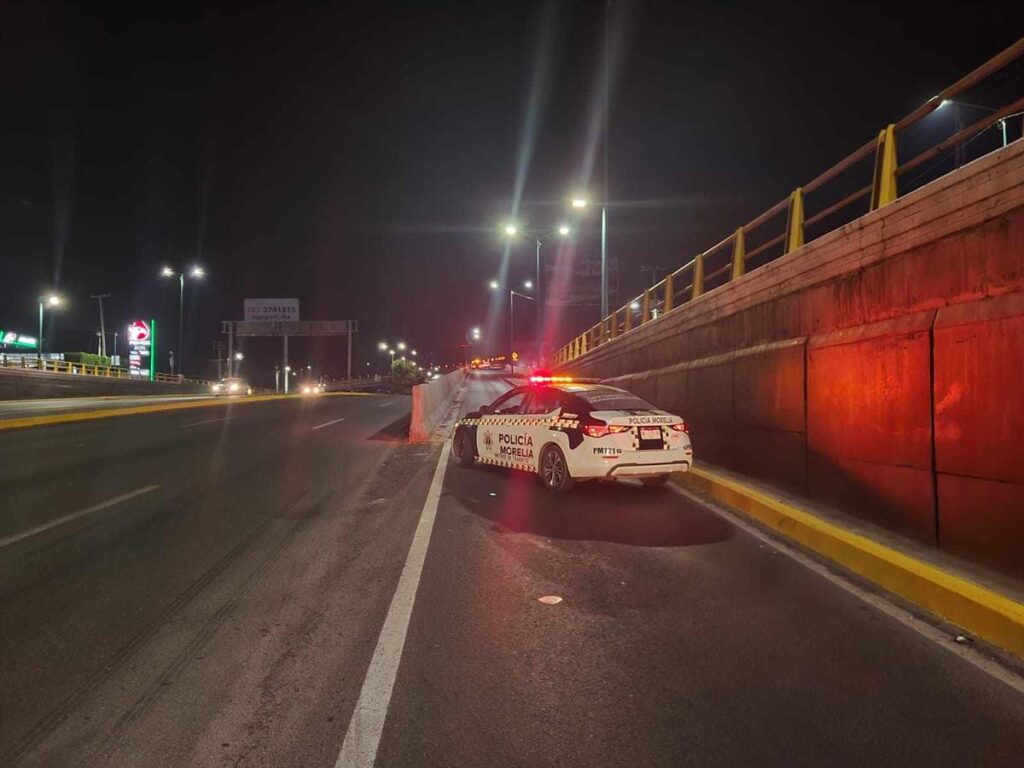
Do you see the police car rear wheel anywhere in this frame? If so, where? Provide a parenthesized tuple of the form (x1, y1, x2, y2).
(455, 429, 476, 468)
(540, 445, 574, 492)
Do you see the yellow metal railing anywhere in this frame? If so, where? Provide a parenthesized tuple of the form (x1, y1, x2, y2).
(0, 356, 212, 386)
(553, 37, 1024, 368)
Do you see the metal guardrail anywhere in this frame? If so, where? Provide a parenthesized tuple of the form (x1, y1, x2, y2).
(0, 355, 213, 386)
(554, 37, 1024, 366)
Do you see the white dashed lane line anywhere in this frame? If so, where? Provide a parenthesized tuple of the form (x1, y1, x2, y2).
(0, 486, 161, 549)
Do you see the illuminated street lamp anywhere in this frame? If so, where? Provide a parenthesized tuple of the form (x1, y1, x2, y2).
(378, 341, 388, 351)
(411, 349, 417, 356)
(501, 223, 571, 335)
(37, 294, 63, 363)
(397, 341, 407, 351)
(161, 264, 205, 375)
(234, 351, 244, 361)
(489, 280, 534, 374)
(569, 193, 608, 319)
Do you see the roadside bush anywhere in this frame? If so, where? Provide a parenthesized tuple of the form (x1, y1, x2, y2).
(63, 352, 113, 366)
(390, 358, 426, 394)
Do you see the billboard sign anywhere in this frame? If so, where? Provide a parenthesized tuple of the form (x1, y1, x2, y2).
(244, 298, 299, 322)
(127, 319, 156, 380)
(544, 257, 619, 306)
(0, 330, 38, 349)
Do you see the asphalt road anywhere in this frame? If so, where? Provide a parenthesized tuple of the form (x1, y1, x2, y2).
(2, 372, 1023, 766)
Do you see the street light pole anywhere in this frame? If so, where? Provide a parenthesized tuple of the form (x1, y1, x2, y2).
(600, 205, 608, 319)
(90, 293, 111, 357)
(37, 295, 62, 365)
(509, 288, 514, 374)
(162, 265, 204, 376)
(177, 272, 185, 374)
(37, 301, 44, 365)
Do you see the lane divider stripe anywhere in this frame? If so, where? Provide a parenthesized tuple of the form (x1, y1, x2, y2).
(0, 485, 160, 549)
(336, 439, 452, 768)
(312, 417, 347, 430)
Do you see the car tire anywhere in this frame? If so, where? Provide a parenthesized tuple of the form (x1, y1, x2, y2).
(539, 445, 575, 492)
(642, 474, 671, 487)
(454, 429, 476, 468)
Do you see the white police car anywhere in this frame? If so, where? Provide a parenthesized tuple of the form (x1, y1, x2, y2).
(453, 375, 693, 491)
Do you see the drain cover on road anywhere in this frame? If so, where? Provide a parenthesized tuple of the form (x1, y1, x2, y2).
(537, 595, 563, 605)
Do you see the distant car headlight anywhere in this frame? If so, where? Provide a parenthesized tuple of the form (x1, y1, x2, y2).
(229, 383, 239, 392)
(302, 386, 311, 394)
(212, 384, 222, 391)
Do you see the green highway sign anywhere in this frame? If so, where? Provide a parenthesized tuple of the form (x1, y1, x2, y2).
(0, 329, 38, 349)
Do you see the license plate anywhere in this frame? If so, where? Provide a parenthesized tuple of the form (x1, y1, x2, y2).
(640, 426, 661, 441)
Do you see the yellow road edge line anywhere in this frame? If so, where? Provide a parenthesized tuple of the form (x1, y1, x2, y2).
(677, 467, 1024, 659)
(0, 391, 380, 432)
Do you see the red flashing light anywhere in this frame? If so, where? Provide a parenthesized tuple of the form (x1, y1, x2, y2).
(529, 372, 574, 385)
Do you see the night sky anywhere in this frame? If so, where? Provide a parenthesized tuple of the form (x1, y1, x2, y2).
(1, 1, 1021, 382)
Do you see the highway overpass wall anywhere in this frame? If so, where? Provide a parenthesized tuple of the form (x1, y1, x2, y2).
(559, 139, 1024, 578)
(0, 367, 211, 399)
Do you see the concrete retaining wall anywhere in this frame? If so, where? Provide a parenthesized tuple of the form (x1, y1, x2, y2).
(409, 368, 469, 443)
(560, 140, 1024, 578)
(0, 368, 211, 399)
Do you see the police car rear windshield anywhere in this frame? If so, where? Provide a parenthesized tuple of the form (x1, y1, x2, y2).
(573, 387, 658, 412)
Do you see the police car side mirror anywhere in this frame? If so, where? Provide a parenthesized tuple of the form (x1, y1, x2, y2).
(479, 405, 493, 415)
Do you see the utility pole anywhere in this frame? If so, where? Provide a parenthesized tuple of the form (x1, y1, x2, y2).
(90, 294, 111, 357)
(213, 340, 226, 379)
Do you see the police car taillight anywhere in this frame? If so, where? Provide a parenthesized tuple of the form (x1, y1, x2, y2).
(582, 419, 630, 438)
(670, 421, 689, 434)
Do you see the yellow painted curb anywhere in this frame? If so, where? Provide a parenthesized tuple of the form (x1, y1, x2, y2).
(677, 467, 1024, 658)
(0, 391, 379, 432)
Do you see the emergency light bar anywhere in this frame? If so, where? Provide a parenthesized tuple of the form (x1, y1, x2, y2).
(529, 374, 572, 384)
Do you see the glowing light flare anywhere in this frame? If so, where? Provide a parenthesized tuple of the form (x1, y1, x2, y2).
(557, 224, 571, 236)
(571, 197, 588, 209)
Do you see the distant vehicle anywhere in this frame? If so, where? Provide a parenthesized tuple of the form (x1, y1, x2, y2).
(453, 374, 693, 491)
(299, 381, 323, 395)
(210, 377, 252, 396)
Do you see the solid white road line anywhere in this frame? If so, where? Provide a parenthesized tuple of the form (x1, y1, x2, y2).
(0, 485, 160, 549)
(669, 484, 1024, 696)
(312, 417, 347, 431)
(182, 417, 229, 428)
(336, 439, 452, 768)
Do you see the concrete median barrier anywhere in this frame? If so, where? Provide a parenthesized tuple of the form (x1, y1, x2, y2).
(409, 368, 468, 443)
